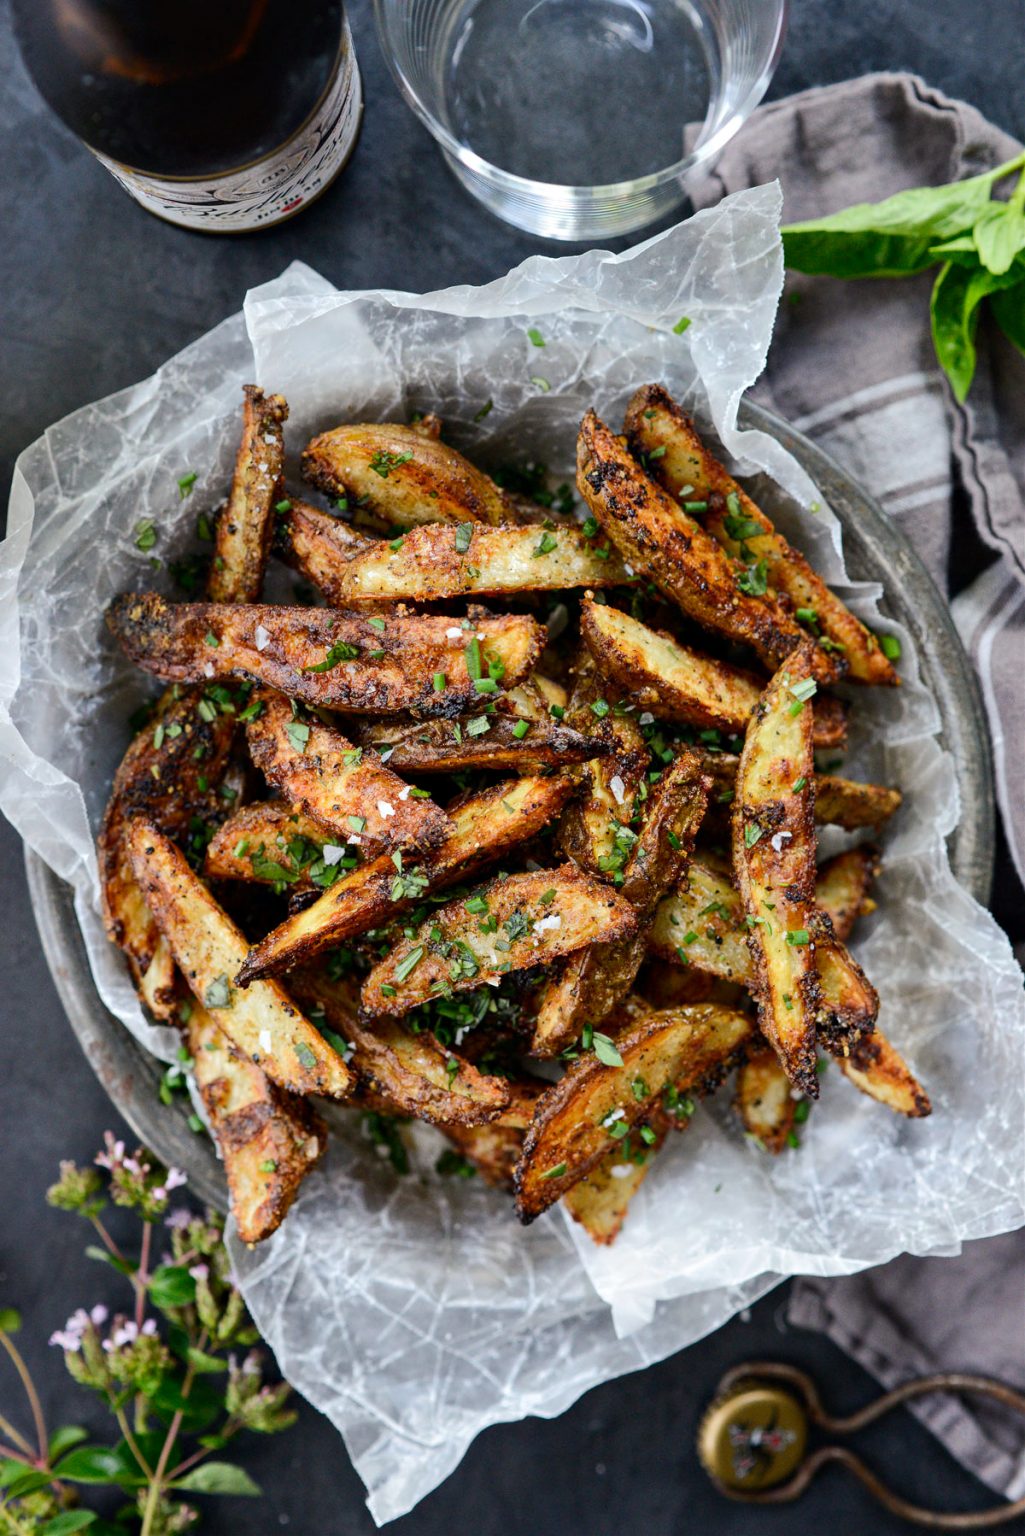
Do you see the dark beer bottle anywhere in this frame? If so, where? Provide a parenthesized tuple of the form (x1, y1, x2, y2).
(12, 0, 362, 232)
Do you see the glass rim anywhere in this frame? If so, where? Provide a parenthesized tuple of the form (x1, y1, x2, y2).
(372, 0, 789, 204)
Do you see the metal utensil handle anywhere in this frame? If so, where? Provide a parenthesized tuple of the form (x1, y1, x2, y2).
(713, 1362, 1025, 1529)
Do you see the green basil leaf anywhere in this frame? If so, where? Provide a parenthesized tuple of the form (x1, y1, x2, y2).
(84, 1245, 136, 1277)
(991, 280, 1025, 354)
(186, 1346, 229, 1374)
(147, 1377, 224, 1434)
(52, 1445, 134, 1486)
(0, 1457, 27, 1488)
(782, 155, 1024, 278)
(930, 259, 1025, 401)
(42, 1511, 98, 1534)
(973, 201, 1025, 275)
(172, 1460, 261, 1496)
(48, 1425, 89, 1460)
(4, 1469, 53, 1498)
(148, 1264, 197, 1308)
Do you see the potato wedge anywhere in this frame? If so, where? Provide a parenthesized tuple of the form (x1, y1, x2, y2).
(441, 1079, 548, 1187)
(840, 1029, 931, 1117)
(313, 521, 628, 604)
(577, 410, 841, 682)
(127, 818, 351, 1099)
(274, 498, 373, 597)
(302, 422, 514, 529)
(531, 752, 711, 1056)
(732, 644, 823, 1097)
(580, 600, 848, 748)
(813, 923, 880, 1049)
(514, 1003, 754, 1220)
(188, 1003, 326, 1244)
(245, 689, 449, 854)
(698, 752, 899, 831)
(106, 593, 545, 716)
(98, 687, 237, 1012)
(287, 969, 511, 1127)
(208, 386, 288, 604)
(625, 384, 898, 686)
(237, 773, 576, 983)
(361, 866, 638, 1018)
(206, 802, 342, 889)
(562, 1124, 667, 1245)
(734, 1039, 799, 1153)
(812, 846, 881, 935)
(354, 711, 606, 774)
(556, 651, 650, 876)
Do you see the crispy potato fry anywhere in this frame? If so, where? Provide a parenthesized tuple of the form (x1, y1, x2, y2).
(580, 599, 848, 748)
(188, 1004, 326, 1244)
(237, 773, 576, 983)
(106, 594, 546, 716)
(556, 652, 650, 875)
(208, 386, 288, 604)
(697, 752, 899, 831)
(562, 1124, 667, 1245)
(625, 384, 898, 686)
(531, 753, 711, 1056)
(732, 644, 823, 1097)
(577, 410, 841, 682)
(812, 846, 881, 936)
(245, 689, 449, 854)
(302, 422, 515, 529)
(638, 959, 745, 1010)
(354, 711, 606, 774)
(813, 925, 879, 1049)
(127, 818, 351, 1099)
(274, 498, 374, 596)
(98, 687, 237, 1012)
(287, 969, 511, 1127)
(311, 521, 629, 604)
(734, 1039, 800, 1153)
(362, 866, 638, 1018)
(840, 1029, 931, 1117)
(441, 1079, 548, 1187)
(514, 1003, 754, 1220)
(206, 802, 338, 888)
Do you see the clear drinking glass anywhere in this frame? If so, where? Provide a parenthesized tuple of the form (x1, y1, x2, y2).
(373, 0, 787, 241)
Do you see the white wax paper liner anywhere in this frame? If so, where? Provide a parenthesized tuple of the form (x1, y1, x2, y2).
(1, 185, 1022, 1525)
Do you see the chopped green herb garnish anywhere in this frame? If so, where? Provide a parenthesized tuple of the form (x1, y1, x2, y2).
(454, 522, 474, 555)
(879, 633, 902, 661)
(370, 450, 413, 479)
(204, 974, 232, 1010)
(342, 747, 363, 766)
(274, 498, 292, 514)
(473, 399, 494, 423)
(744, 822, 764, 847)
(527, 327, 545, 347)
(178, 471, 197, 498)
(737, 559, 769, 596)
(533, 531, 558, 557)
(512, 719, 530, 739)
(786, 929, 810, 946)
(134, 519, 157, 552)
(395, 946, 425, 983)
(673, 316, 691, 335)
(590, 698, 610, 719)
(792, 775, 808, 792)
(204, 631, 219, 648)
(284, 720, 310, 753)
(433, 672, 447, 692)
(541, 1162, 567, 1180)
(592, 1032, 624, 1067)
(305, 639, 360, 672)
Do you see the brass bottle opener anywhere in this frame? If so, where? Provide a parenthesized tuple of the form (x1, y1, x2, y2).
(699, 1361, 1025, 1528)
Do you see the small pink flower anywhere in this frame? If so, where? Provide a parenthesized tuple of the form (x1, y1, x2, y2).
(49, 1329, 82, 1351)
(241, 1351, 261, 1376)
(95, 1132, 125, 1170)
(122, 1156, 144, 1177)
(151, 1187, 166, 1202)
(165, 1168, 188, 1192)
(141, 1319, 158, 1337)
(90, 1304, 108, 1326)
(189, 1263, 209, 1281)
(165, 1207, 191, 1230)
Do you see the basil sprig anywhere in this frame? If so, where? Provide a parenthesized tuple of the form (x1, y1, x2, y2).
(781, 151, 1025, 400)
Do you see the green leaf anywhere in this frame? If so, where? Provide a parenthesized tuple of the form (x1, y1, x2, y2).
(186, 1347, 228, 1374)
(973, 201, 1025, 275)
(0, 1457, 26, 1488)
(782, 153, 1025, 278)
(147, 1377, 223, 1434)
(49, 1425, 89, 1460)
(148, 1264, 197, 1308)
(43, 1512, 98, 1534)
(4, 1469, 53, 1498)
(0, 1307, 21, 1332)
(52, 1445, 134, 1487)
(991, 280, 1025, 354)
(930, 259, 1024, 401)
(592, 1032, 624, 1067)
(172, 1460, 261, 1496)
(84, 1245, 136, 1278)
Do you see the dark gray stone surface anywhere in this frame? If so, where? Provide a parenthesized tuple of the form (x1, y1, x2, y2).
(1, 0, 1022, 1530)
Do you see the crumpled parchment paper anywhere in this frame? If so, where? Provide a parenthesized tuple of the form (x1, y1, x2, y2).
(2, 184, 1023, 1525)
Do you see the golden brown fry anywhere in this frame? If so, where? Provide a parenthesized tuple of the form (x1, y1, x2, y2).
(734, 1039, 800, 1154)
(840, 1029, 931, 1117)
(301, 422, 514, 529)
(245, 689, 449, 854)
(274, 498, 373, 596)
(625, 384, 898, 686)
(514, 1003, 754, 1221)
(580, 600, 848, 748)
(208, 386, 288, 604)
(562, 1124, 667, 1245)
(287, 968, 511, 1127)
(361, 866, 638, 1018)
(106, 594, 546, 716)
(206, 803, 336, 888)
(698, 753, 899, 831)
(441, 1079, 548, 1187)
(188, 1004, 326, 1245)
(555, 651, 650, 876)
(812, 846, 881, 936)
(813, 926, 879, 1050)
(577, 410, 841, 682)
(236, 773, 576, 983)
(98, 688, 236, 1014)
(354, 711, 606, 774)
(732, 644, 823, 1097)
(531, 752, 711, 1057)
(126, 818, 351, 1099)
(312, 521, 628, 604)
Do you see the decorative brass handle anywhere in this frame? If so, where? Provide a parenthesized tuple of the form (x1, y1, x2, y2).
(698, 1361, 1025, 1528)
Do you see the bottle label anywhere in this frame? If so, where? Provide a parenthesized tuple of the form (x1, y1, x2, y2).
(91, 21, 362, 233)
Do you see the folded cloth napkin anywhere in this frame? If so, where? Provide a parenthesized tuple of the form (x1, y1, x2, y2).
(689, 72, 1025, 1503)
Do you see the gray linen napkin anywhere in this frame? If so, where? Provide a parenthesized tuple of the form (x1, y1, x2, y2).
(689, 72, 1025, 1502)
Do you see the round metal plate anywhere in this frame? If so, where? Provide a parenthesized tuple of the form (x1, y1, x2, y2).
(24, 399, 995, 1208)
